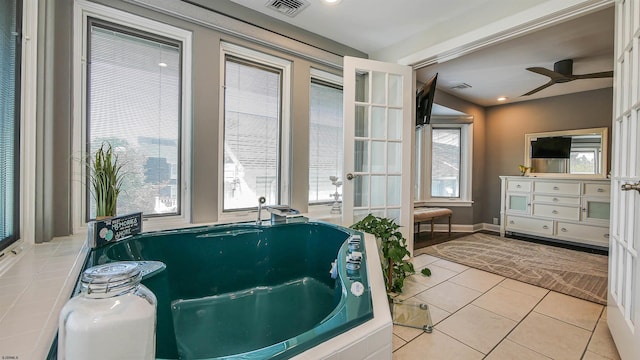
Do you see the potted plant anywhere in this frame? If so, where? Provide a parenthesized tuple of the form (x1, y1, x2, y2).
(90, 142, 125, 219)
(518, 164, 532, 176)
(351, 214, 430, 294)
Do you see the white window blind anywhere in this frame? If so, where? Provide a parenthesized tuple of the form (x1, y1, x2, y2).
(0, 0, 20, 249)
(88, 22, 181, 219)
(431, 128, 461, 198)
(309, 79, 343, 203)
(223, 57, 282, 210)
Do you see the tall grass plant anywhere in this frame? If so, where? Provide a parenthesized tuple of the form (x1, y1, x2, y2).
(90, 142, 124, 218)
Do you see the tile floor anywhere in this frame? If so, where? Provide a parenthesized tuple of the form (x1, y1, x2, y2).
(392, 254, 621, 360)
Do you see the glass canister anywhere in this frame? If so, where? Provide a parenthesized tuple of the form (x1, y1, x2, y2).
(58, 262, 157, 360)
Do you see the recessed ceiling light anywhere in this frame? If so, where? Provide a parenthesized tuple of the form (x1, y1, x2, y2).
(497, 96, 507, 101)
(158, 62, 168, 67)
(322, 0, 342, 5)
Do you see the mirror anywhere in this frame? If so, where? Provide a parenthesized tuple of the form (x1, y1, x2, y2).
(524, 127, 608, 178)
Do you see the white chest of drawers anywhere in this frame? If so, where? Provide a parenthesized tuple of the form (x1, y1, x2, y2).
(499, 176, 610, 249)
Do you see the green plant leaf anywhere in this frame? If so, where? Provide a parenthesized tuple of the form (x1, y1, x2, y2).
(421, 268, 432, 277)
(90, 142, 125, 217)
(351, 214, 414, 295)
(388, 246, 406, 262)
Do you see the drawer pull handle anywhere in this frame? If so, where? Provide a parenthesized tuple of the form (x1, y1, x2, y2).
(543, 225, 549, 229)
(516, 184, 521, 188)
(561, 228, 567, 232)
(509, 220, 515, 224)
(553, 198, 559, 202)
(604, 233, 610, 238)
(552, 210, 558, 214)
(597, 188, 605, 192)
(553, 186, 560, 190)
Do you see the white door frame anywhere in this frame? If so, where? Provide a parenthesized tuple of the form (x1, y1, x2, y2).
(607, 1, 640, 358)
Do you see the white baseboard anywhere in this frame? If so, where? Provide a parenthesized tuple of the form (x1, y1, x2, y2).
(481, 223, 500, 233)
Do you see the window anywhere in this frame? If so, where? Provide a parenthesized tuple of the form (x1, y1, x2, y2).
(0, 0, 21, 251)
(569, 139, 601, 175)
(570, 151, 597, 174)
(309, 71, 343, 204)
(431, 128, 461, 197)
(86, 21, 182, 220)
(416, 121, 473, 204)
(221, 43, 291, 211)
(74, 2, 192, 230)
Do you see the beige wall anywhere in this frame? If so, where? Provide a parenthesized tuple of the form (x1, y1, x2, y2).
(431, 87, 612, 227)
(40, 1, 613, 240)
(42, 0, 363, 240)
(483, 87, 613, 224)
(432, 91, 487, 225)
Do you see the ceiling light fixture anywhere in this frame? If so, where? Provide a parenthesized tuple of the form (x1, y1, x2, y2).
(158, 62, 168, 67)
(497, 96, 507, 101)
(322, 0, 342, 5)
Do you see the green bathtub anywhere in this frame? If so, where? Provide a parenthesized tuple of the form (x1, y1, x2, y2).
(87, 219, 373, 359)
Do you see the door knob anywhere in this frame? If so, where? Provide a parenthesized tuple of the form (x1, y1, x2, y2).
(621, 182, 640, 193)
(346, 173, 356, 181)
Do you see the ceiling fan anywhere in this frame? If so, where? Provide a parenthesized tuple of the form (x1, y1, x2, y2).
(522, 59, 613, 96)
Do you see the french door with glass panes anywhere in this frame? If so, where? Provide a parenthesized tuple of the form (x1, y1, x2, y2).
(608, 0, 640, 358)
(342, 56, 414, 254)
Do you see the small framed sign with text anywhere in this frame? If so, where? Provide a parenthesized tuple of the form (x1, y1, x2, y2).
(88, 212, 143, 248)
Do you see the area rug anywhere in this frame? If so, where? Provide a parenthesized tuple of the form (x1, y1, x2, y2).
(417, 232, 608, 305)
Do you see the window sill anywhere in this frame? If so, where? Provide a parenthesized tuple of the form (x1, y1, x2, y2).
(415, 200, 474, 207)
(306, 204, 343, 225)
(0, 233, 88, 359)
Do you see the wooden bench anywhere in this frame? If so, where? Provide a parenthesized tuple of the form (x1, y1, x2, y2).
(414, 207, 453, 238)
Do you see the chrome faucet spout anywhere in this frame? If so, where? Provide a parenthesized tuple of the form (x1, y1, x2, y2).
(257, 196, 266, 225)
(265, 205, 301, 224)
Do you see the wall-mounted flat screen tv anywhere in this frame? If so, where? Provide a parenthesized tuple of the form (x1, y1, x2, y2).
(416, 73, 438, 128)
(531, 136, 572, 159)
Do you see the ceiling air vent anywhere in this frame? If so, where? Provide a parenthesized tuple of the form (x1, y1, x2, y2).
(449, 83, 472, 90)
(265, 0, 310, 17)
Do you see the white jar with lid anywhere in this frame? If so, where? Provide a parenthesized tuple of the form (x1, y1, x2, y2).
(58, 262, 157, 360)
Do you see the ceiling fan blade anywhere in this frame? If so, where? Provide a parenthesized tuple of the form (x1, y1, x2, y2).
(522, 80, 555, 96)
(573, 71, 614, 79)
(526, 67, 568, 82)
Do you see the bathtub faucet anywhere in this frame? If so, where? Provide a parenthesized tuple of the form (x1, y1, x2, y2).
(265, 205, 301, 224)
(257, 196, 266, 225)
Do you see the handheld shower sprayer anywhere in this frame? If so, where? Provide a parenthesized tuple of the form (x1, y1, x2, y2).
(257, 196, 266, 225)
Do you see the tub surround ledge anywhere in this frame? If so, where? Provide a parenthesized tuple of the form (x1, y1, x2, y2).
(0, 233, 88, 360)
(292, 232, 393, 359)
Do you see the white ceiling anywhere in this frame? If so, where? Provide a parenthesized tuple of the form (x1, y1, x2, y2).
(229, 0, 541, 55)
(417, 7, 614, 107)
(227, 0, 614, 107)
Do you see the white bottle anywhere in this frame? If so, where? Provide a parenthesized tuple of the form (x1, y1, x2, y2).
(58, 262, 157, 360)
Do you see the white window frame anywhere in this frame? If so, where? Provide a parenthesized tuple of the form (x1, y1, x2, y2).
(308, 68, 343, 207)
(310, 68, 343, 88)
(72, 0, 193, 233)
(218, 42, 292, 218)
(20, 0, 38, 245)
(416, 122, 473, 207)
